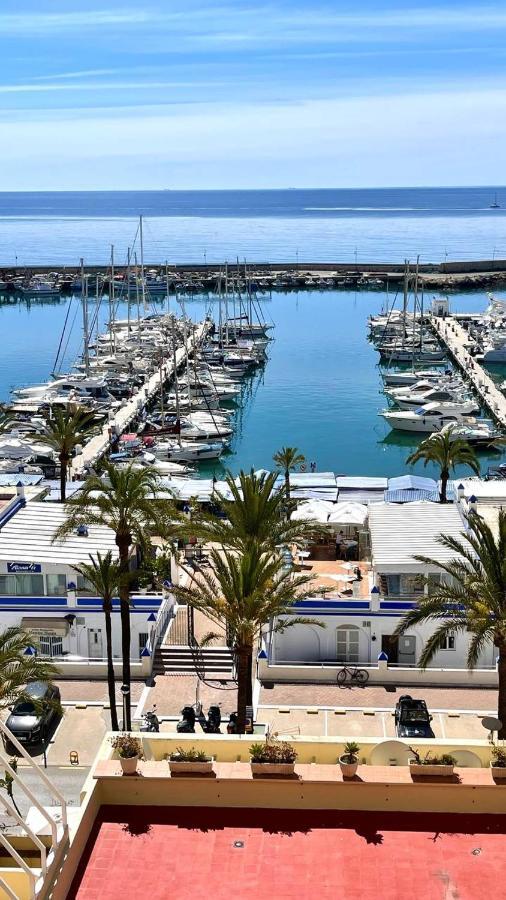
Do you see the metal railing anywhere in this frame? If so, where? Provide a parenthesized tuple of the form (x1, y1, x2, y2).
(0, 720, 68, 899)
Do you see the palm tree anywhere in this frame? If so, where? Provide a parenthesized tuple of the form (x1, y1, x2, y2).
(73, 552, 124, 731)
(394, 510, 506, 737)
(406, 427, 479, 503)
(273, 446, 305, 509)
(53, 462, 173, 729)
(173, 543, 323, 733)
(36, 406, 96, 502)
(184, 469, 319, 554)
(0, 626, 59, 712)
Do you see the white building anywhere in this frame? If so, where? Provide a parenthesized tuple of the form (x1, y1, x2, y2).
(0, 491, 167, 664)
(268, 501, 496, 670)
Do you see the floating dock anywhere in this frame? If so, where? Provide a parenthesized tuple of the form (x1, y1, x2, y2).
(429, 315, 506, 429)
(70, 320, 209, 477)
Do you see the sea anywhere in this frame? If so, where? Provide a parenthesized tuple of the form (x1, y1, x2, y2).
(0, 186, 505, 481)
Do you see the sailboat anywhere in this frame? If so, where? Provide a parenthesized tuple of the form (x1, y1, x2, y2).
(490, 193, 501, 209)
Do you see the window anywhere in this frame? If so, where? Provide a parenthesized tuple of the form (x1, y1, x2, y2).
(0, 574, 44, 595)
(439, 633, 456, 651)
(336, 626, 360, 663)
(76, 575, 94, 595)
(138, 633, 149, 658)
(401, 574, 424, 595)
(39, 636, 64, 657)
(46, 574, 67, 596)
(0, 576, 15, 595)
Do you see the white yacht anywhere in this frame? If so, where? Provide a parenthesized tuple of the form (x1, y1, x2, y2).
(390, 387, 478, 413)
(380, 401, 484, 433)
(382, 369, 450, 387)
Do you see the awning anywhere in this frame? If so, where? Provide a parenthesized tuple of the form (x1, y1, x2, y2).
(21, 617, 70, 637)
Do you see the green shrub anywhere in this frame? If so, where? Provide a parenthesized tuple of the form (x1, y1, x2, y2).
(491, 746, 506, 767)
(168, 746, 211, 763)
(341, 742, 360, 764)
(409, 747, 456, 766)
(250, 739, 297, 764)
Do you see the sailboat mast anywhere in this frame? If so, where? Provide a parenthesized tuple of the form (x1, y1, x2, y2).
(109, 244, 115, 353)
(139, 215, 147, 313)
(126, 246, 131, 334)
(81, 258, 90, 376)
(224, 262, 229, 344)
(171, 319, 182, 446)
(165, 259, 170, 314)
(402, 258, 409, 348)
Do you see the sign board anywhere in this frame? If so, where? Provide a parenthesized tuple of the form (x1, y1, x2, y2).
(7, 562, 42, 574)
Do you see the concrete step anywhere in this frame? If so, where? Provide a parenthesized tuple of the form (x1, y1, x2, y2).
(154, 644, 234, 675)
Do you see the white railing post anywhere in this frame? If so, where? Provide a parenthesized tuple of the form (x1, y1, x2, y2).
(0, 721, 67, 830)
(0, 794, 47, 875)
(0, 833, 37, 897)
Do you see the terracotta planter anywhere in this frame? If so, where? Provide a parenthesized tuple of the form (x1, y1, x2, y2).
(409, 761, 454, 777)
(490, 762, 506, 779)
(339, 756, 359, 778)
(120, 755, 139, 776)
(169, 759, 214, 775)
(250, 762, 295, 776)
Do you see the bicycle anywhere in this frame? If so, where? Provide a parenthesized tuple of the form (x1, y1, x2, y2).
(337, 665, 369, 686)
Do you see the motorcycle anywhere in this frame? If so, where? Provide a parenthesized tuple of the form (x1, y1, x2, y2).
(202, 705, 221, 734)
(176, 705, 196, 733)
(140, 705, 160, 732)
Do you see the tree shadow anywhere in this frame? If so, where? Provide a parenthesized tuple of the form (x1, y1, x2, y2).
(355, 825, 384, 845)
(122, 820, 152, 837)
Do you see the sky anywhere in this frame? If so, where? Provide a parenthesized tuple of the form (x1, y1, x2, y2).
(0, 1, 505, 189)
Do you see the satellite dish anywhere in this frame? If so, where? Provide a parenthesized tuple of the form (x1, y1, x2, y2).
(482, 716, 502, 733)
(370, 740, 412, 767)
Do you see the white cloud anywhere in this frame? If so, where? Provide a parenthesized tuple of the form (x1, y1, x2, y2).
(0, 82, 505, 188)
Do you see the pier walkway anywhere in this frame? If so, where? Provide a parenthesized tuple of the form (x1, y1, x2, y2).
(430, 314, 506, 429)
(70, 320, 209, 477)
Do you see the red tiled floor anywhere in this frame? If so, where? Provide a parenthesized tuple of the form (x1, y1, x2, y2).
(68, 806, 506, 900)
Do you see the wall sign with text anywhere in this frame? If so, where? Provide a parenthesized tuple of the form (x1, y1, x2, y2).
(7, 562, 42, 574)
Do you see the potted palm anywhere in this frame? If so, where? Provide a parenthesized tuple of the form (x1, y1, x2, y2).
(490, 746, 506, 779)
(167, 746, 214, 775)
(110, 734, 143, 775)
(339, 742, 360, 778)
(250, 738, 297, 776)
(408, 747, 456, 777)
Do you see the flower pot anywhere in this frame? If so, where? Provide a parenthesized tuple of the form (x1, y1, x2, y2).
(169, 759, 214, 775)
(120, 755, 139, 775)
(490, 761, 506, 779)
(250, 762, 295, 776)
(409, 761, 454, 777)
(339, 756, 359, 778)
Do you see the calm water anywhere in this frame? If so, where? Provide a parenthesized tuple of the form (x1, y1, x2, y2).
(0, 287, 504, 480)
(0, 187, 505, 265)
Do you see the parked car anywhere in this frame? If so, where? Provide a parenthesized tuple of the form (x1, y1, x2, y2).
(394, 695, 435, 738)
(5, 681, 61, 750)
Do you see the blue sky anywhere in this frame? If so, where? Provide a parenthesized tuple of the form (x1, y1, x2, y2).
(1, 1, 505, 189)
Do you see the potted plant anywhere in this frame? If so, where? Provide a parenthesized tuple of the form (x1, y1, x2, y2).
(408, 747, 456, 777)
(339, 742, 360, 778)
(250, 738, 297, 776)
(490, 746, 506, 779)
(167, 746, 214, 775)
(110, 734, 143, 775)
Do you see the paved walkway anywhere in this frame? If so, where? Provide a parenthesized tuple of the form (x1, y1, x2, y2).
(55, 680, 144, 704)
(258, 682, 498, 711)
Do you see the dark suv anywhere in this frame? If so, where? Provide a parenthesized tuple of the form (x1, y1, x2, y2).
(394, 695, 435, 739)
(5, 682, 61, 749)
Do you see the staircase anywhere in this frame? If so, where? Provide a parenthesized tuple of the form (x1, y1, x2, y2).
(153, 645, 235, 677)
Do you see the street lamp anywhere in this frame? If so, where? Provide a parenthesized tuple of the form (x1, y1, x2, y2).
(121, 684, 131, 731)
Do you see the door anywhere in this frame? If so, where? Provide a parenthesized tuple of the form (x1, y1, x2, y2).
(336, 626, 360, 663)
(381, 635, 398, 663)
(88, 628, 103, 659)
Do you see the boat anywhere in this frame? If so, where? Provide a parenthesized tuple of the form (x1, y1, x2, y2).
(388, 387, 478, 413)
(18, 279, 60, 297)
(490, 193, 501, 209)
(381, 368, 451, 387)
(380, 402, 487, 433)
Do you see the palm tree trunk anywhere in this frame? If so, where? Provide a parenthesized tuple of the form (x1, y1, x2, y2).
(236, 644, 252, 734)
(497, 644, 506, 739)
(104, 603, 119, 731)
(117, 538, 132, 730)
(59, 453, 68, 503)
(285, 470, 290, 520)
(440, 467, 449, 503)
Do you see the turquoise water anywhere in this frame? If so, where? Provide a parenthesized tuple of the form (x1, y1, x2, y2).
(0, 288, 504, 480)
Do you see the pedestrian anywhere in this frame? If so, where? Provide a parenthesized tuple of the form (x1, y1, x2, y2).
(310, 460, 316, 473)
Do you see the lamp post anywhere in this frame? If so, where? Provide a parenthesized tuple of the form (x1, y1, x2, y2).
(121, 684, 130, 731)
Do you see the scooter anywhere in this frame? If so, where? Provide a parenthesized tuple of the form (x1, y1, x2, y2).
(176, 705, 196, 733)
(140, 705, 160, 732)
(202, 705, 221, 734)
